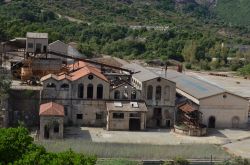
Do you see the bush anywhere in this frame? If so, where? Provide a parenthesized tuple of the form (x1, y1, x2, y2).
(185, 63, 192, 69)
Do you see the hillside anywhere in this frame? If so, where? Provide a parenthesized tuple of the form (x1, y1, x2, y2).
(0, 0, 250, 73)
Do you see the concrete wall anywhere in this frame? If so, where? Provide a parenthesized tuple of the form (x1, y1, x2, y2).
(40, 116, 64, 139)
(142, 78, 176, 107)
(26, 38, 48, 53)
(107, 111, 146, 131)
(200, 93, 249, 128)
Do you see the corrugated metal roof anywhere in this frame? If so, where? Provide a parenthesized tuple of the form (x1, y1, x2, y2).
(150, 68, 225, 99)
(123, 63, 158, 82)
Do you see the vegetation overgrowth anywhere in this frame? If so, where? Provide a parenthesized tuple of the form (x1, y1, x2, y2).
(0, 0, 250, 75)
(0, 127, 97, 164)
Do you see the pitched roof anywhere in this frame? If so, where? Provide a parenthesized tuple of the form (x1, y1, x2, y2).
(39, 102, 64, 116)
(41, 61, 108, 82)
(149, 68, 226, 100)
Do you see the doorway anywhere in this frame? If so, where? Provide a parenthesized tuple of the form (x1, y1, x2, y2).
(154, 108, 162, 127)
(166, 119, 171, 128)
(208, 116, 216, 128)
(232, 116, 240, 128)
(129, 119, 140, 131)
(44, 125, 50, 139)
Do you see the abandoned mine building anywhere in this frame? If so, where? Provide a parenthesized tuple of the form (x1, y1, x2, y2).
(1, 32, 250, 139)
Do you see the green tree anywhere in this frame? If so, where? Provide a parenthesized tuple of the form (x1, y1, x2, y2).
(0, 127, 33, 163)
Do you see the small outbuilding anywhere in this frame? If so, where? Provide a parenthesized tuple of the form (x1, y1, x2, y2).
(106, 101, 148, 131)
(39, 102, 64, 139)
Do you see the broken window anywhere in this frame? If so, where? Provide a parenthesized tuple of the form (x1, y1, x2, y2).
(87, 84, 93, 99)
(61, 83, 69, 90)
(131, 90, 137, 100)
(46, 83, 56, 88)
(97, 84, 103, 99)
(113, 113, 124, 119)
(78, 84, 84, 98)
(156, 85, 162, 100)
(147, 85, 153, 100)
(77, 114, 83, 119)
(122, 90, 128, 99)
(114, 90, 120, 99)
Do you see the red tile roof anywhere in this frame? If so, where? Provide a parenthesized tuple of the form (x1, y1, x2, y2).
(39, 102, 64, 116)
(41, 61, 108, 82)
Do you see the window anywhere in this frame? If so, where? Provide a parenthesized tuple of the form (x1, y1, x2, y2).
(28, 43, 33, 48)
(113, 113, 124, 119)
(88, 74, 94, 80)
(46, 83, 56, 88)
(78, 84, 84, 98)
(97, 84, 103, 99)
(87, 84, 93, 99)
(36, 43, 42, 52)
(164, 86, 170, 100)
(122, 90, 128, 99)
(61, 83, 69, 90)
(114, 90, 120, 99)
(131, 91, 137, 100)
(156, 86, 162, 100)
(77, 114, 83, 119)
(53, 122, 59, 133)
(64, 106, 68, 116)
(96, 113, 102, 120)
(147, 85, 153, 100)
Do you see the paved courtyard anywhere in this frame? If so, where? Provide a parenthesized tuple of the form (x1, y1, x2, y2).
(64, 127, 250, 145)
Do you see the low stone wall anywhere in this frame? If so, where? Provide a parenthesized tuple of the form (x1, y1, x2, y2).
(174, 125, 207, 136)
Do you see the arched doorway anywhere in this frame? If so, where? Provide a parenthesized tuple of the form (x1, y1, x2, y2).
(208, 116, 216, 128)
(232, 116, 240, 128)
(44, 125, 50, 139)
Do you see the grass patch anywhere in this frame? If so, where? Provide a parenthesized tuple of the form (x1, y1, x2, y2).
(36, 140, 230, 160)
(96, 159, 138, 165)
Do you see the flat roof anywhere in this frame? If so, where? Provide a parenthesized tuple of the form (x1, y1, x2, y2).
(26, 32, 48, 39)
(106, 101, 148, 112)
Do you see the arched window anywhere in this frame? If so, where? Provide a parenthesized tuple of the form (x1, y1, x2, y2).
(208, 116, 216, 128)
(156, 86, 162, 100)
(46, 83, 56, 88)
(122, 90, 129, 99)
(164, 86, 170, 100)
(114, 90, 120, 99)
(87, 84, 93, 99)
(78, 84, 84, 98)
(61, 83, 69, 90)
(97, 84, 103, 99)
(131, 90, 137, 100)
(147, 85, 153, 100)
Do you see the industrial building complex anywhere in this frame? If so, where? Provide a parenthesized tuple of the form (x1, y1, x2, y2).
(0, 32, 249, 139)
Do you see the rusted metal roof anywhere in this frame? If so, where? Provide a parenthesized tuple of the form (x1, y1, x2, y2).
(39, 102, 64, 116)
(178, 103, 196, 113)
